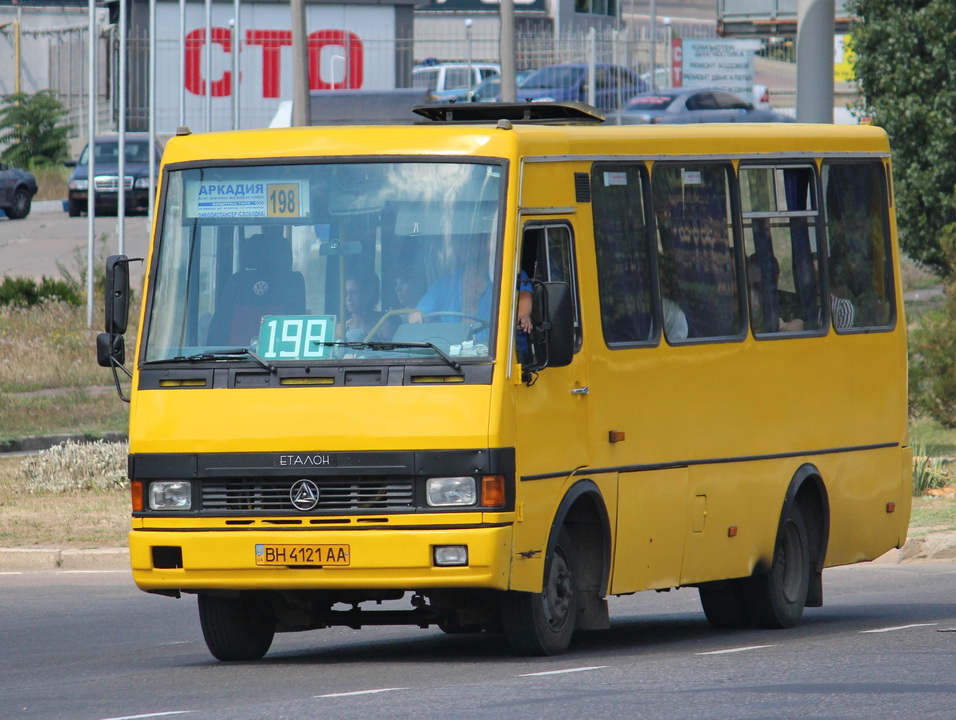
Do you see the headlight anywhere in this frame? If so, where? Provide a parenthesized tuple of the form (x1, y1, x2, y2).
(134, 177, 151, 189)
(149, 481, 192, 510)
(426, 477, 476, 507)
(69, 179, 88, 190)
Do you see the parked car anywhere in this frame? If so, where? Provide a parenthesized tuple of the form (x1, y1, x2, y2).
(516, 62, 647, 111)
(610, 88, 795, 125)
(0, 162, 38, 220)
(469, 70, 534, 102)
(412, 61, 501, 102)
(66, 133, 162, 216)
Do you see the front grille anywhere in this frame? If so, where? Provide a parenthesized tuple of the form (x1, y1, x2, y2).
(93, 175, 133, 192)
(201, 477, 415, 513)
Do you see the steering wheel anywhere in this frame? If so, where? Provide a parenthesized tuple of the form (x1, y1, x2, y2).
(420, 311, 488, 331)
(363, 310, 489, 343)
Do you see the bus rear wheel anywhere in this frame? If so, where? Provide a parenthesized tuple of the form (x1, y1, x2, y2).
(744, 504, 810, 629)
(699, 579, 751, 629)
(501, 527, 577, 656)
(198, 594, 276, 661)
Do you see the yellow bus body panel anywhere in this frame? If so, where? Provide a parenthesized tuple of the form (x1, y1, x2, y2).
(129, 120, 909, 602)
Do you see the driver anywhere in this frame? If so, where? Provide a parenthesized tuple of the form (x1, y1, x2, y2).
(406, 247, 492, 330)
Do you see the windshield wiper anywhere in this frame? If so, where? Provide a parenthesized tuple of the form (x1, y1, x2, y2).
(155, 348, 276, 374)
(316, 340, 462, 373)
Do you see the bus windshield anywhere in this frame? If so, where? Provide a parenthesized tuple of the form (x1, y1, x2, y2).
(143, 160, 504, 365)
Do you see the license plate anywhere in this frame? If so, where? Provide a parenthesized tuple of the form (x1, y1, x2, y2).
(255, 544, 350, 566)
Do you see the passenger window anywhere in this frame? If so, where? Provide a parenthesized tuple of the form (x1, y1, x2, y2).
(590, 163, 656, 345)
(522, 223, 582, 352)
(740, 165, 824, 336)
(652, 163, 744, 341)
(822, 161, 895, 330)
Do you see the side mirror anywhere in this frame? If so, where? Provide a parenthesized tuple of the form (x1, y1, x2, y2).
(526, 281, 574, 375)
(96, 332, 125, 367)
(104, 255, 130, 335)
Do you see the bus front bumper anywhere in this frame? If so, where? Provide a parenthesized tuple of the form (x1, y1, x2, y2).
(129, 523, 514, 593)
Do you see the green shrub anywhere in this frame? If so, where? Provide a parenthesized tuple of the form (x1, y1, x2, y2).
(0, 90, 72, 168)
(912, 442, 950, 496)
(0, 276, 82, 307)
(909, 237, 956, 426)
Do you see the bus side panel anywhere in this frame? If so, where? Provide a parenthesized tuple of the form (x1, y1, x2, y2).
(679, 460, 784, 585)
(611, 468, 688, 594)
(821, 446, 910, 566)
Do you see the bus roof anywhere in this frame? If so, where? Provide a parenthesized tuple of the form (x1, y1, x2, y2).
(161, 121, 891, 167)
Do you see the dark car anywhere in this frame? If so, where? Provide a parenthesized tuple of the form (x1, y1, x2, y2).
(611, 88, 794, 125)
(66, 134, 162, 216)
(516, 62, 646, 111)
(0, 162, 38, 220)
(469, 70, 534, 102)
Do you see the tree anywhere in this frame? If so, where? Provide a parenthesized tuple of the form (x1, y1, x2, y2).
(0, 90, 72, 169)
(850, 0, 956, 276)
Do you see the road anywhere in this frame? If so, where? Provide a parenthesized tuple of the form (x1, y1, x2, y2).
(0, 205, 151, 289)
(1, 562, 954, 720)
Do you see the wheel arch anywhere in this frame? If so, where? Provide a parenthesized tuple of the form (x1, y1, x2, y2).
(777, 463, 830, 607)
(545, 478, 612, 628)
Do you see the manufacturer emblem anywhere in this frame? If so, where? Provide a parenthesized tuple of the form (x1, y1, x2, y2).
(290, 479, 320, 511)
(253, 280, 269, 297)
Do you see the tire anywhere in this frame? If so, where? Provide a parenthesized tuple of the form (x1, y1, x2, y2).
(198, 594, 276, 661)
(699, 579, 752, 629)
(501, 527, 577, 656)
(6, 188, 31, 220)
(68, 198, 82, 217)
(743, 503, 811, 629)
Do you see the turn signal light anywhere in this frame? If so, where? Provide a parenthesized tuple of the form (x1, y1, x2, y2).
(482, 475, 506, 507)
(131, 480, 144, 512)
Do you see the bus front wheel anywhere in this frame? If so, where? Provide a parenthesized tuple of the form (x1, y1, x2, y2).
(198, 594, 276, 661)
(501, 527, 577, 656)
(745, 503, 811, 629)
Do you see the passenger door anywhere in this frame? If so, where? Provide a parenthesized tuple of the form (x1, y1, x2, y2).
(515, 221, 590, 479)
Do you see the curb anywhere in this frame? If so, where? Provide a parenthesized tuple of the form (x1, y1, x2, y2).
(0, 547, 129, 571)
(1, 535, 954, 573)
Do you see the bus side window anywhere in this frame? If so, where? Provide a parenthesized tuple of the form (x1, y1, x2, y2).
(591, 163, 656, 346)
(652, 163, 744, 341)
(822, 161, 895, 330)
(740, 164, 823, 335)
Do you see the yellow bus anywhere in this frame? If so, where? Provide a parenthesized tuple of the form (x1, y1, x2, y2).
(98, 103, 910, 661)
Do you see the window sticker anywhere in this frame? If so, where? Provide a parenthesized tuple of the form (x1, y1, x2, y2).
(604, 171, 628, 187)
(186, 180, 310, 218)
(682, 170, 703, 186)
(259, 315, 335, 360)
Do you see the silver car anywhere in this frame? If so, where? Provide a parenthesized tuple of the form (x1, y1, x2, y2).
(611, 88, 794, 125)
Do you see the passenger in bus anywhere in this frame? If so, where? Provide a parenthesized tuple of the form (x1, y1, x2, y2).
(393, 265, 427, 315)
(661, 297, 688, 341)
(339, 268, 383, 342)
(747, 253, 804, 332)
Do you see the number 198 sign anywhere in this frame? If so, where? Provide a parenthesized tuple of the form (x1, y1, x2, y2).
(259, 316, 335, 359)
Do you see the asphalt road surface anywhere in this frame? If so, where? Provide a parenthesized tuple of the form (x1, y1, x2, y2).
(0, 205, 151, 289)
(1, 561, 954, 720)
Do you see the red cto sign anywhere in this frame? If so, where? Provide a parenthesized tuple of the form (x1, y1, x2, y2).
(185, 29, 364, 98)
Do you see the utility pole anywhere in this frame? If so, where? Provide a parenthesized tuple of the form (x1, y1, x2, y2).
(500, 0, 516, 102)
(291, 0, 311, 126)
(796, 0, 835, 122)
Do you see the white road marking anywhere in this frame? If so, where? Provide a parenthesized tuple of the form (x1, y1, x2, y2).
(695, 644, 777, 656)
(860, 623, 939, 634)
(314, 688, 408, 698)
(0, 572, 23, 575)
(98, 712, 193, 720)
(519, 666, 608, 677)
